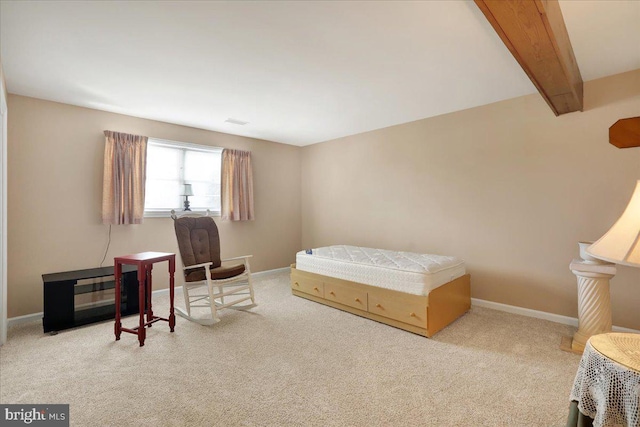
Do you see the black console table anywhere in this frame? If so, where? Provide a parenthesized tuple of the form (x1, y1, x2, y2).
(42, 265, 141, 333)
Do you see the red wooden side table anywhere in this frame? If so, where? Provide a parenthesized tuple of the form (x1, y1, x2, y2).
(114, 252, 176, 346)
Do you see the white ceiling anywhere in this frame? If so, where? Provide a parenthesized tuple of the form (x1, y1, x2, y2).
(1, 1, 639, 146)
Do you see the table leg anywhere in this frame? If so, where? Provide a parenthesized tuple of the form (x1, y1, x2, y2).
(146, 264, 154, 326)
(138, 266, 146, 346)
(114, 261, 122, 340)
(169, 256, 175, 332)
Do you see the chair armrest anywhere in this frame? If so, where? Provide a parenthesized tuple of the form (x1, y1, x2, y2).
(183, 262, 213, 270)
(221, 255, 253, 262)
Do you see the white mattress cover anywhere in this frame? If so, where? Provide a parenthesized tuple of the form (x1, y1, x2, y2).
(295, 245, 465, 296)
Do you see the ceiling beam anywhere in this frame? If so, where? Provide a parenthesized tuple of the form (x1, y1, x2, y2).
(474, 0, 583, 116)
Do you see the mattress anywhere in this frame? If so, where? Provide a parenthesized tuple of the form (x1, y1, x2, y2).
(295, 245, 465, 296)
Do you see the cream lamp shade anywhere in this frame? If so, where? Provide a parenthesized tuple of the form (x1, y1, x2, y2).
(587, 180, 640, 267)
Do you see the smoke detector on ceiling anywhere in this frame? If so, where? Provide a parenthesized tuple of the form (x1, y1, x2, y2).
(224, 118, 249, 126)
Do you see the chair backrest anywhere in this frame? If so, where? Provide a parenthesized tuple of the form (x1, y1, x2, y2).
(173, 216, 222, 269)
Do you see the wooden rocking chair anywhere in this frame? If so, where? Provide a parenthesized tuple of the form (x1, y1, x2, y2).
(171, 210, 256, 324)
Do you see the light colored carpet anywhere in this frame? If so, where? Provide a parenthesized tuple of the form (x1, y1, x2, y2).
(0, 271, 581, 426)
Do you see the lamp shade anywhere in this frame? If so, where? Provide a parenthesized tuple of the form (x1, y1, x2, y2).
(181, 184, 194, 197)
(587, 180, 640, 267)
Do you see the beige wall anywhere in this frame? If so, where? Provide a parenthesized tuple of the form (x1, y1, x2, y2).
(0, 60, 6, 103)
(7, 95, 301, 317)
(7, 70, 640, 329)
(301, 69, 640, 330)
(1, 57, 8, 344)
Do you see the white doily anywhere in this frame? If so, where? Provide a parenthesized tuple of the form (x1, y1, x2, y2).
(570, 336, 640, 427)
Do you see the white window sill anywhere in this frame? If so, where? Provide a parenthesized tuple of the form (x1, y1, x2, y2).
(144, 209, 221, 218)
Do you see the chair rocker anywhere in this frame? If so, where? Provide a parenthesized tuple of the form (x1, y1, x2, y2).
(171, 210, 256, 325)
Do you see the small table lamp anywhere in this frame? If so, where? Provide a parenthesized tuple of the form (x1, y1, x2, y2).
(182, 184, 194, 211)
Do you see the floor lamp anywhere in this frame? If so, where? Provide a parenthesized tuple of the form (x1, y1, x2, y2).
(569, 180, 640, 352)
(566, 244, 616, 353)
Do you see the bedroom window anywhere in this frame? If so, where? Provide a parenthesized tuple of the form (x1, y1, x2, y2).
(144, 138, 222, 217)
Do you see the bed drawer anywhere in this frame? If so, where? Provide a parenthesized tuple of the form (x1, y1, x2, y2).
(368, 293, 426, 328)
(291, 275, 324, 298)
(325, 281, 367, 311)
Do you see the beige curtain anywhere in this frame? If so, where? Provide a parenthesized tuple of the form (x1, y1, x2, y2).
(221, 148, 254, 221)
(102, 130, 148, 225)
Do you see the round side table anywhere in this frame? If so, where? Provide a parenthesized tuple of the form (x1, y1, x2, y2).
(567, 333, 640, 427)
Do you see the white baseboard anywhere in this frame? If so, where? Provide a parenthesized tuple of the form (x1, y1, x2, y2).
(252, 266, 290, 278)
(8, 267, 292, 328)
(8, 286, 185, 327)
(7, 312, 43, 327)
(471, 298, 640, 333)
(149, 285, 182, 296)
(19, 268, 637, 334)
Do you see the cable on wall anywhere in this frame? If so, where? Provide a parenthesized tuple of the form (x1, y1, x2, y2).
(99, 224, 112, 267)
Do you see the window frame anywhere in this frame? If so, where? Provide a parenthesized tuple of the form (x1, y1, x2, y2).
(144, 137, 223, 218)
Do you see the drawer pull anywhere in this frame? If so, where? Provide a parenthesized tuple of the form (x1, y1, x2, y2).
(354, 298, 361, 303)
(313, 287, 319, 291)
(376, 304, 382, 308)
(329, 291, 335, 296)
(294, 282, 299, 286)
(410, 312, 416, 317)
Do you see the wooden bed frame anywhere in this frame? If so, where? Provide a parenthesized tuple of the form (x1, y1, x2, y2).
(290, 264, 470, 337)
